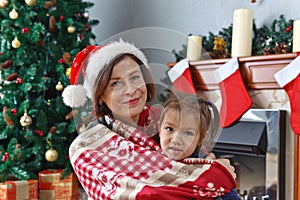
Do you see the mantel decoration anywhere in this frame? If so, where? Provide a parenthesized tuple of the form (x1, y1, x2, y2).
(231, 8, 253, 57)
(172, 15, 294, 61)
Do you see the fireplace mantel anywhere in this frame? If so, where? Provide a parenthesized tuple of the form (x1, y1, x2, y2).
(167, 53, 297, 91)
(168, 53, 299, 200)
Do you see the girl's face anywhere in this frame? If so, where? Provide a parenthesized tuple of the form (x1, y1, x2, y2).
(101, 56, 147, 125)
(158, 109, 201, 160)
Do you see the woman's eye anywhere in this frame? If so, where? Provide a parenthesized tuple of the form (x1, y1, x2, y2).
(131, 74, 140, 81)
(111, 81, 122, 88)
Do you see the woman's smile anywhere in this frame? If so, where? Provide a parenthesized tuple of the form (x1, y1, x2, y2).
(128, 97, 140, 105)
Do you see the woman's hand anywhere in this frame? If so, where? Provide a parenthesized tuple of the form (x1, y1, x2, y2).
(205, 153, 237, 179)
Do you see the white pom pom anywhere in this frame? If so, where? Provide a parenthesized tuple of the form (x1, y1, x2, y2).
(62, 85, 87, 107)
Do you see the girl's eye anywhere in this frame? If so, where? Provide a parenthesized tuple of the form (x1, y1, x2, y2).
(165, 127, 174, 132)
(184, 131, 195, 137)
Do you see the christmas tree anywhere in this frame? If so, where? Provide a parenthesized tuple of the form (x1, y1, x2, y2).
(0, 0, 98, 181)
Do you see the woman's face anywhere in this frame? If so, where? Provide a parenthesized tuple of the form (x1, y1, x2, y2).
(101, 56, 147, 124)
(158, 109, 200, 160)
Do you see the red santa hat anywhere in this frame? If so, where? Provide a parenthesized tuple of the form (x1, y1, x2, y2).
(62, 39, 149, 107)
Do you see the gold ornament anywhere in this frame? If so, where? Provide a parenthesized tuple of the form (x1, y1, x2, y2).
(55, 81, 64, 91)
(79, 124, 86, 133)
(0, 0, 10, 8)
(67, 26, 76, 33)
(66, 67, 71, 78)
(25, 0, 36, 6)
(11, 37, 21, 48)
(9, 9, 18, 20)
(45, 147, 58, 162)
(20, 112, 32, 127)
(213, 36, 226, 51)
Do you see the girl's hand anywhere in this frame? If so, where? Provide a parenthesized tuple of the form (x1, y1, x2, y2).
(205, 153, 237, 179)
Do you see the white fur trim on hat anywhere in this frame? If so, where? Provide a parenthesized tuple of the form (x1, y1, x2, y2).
(62, 85, 87, 107)
(83, 39, 148, 99)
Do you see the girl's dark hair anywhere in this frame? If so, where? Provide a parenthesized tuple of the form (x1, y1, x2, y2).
(93, 53, 155, 118)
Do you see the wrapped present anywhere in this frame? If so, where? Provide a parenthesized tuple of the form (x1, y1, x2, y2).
(0, 180, 38, 200)
(39, 169, 79, 200)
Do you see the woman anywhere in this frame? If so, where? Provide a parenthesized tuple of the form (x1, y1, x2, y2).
(63, 40, 237, 200)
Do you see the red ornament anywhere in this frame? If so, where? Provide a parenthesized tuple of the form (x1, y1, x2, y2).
(79, 34, 83, 40)
(16, 77, 22, 84)
(11, 108, 17, 115)
(59, 16, 64, 21)
(286, 25, 292, 33)
(22, 27, 30, 34)
(58, 58, 63, 64)
(77, 13, 81, 17)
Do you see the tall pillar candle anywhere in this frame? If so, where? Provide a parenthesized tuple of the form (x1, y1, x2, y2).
(231, 9, 253, 57)
(293, 20, 300, 53)
(186, 35, 202, 61)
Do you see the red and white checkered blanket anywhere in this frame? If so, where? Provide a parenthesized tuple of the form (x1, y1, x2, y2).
(69, 119, 236, 200)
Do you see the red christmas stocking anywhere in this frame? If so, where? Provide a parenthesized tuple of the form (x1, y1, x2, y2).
(214, 57, 252, 127)
(167, 58, 196, 94)
(274, 56, 300, 134)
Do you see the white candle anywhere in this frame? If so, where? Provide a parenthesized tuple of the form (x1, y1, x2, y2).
(293, 20, 300, 53)
(186, 35, 202, 61)
(231, 9, 253, 57)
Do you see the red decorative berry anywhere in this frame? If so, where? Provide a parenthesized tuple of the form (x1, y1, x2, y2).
(286, 25, 292, 33)
(22, 27, 30, 34)
(79, 34, 83, 40)
(59, 16, 65, 21)
(11, 108, 17, 115)
(35, 130, 44, 136)
(58, 58, 63, 64)
(2, 152, 9, 162)
(16, 77, 22, 84)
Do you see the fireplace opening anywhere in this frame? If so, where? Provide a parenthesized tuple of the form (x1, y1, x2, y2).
(212, 109, 286, 200)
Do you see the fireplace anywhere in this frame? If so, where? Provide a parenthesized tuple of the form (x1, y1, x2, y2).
(213, 109, 286, 200)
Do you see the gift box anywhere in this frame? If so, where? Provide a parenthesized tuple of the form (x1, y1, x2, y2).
(0, 180, 38, 200)
(39, 169, 79, 200)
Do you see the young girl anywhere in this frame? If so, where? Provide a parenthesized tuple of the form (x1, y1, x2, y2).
(157, 92, 240, 200)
